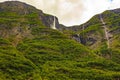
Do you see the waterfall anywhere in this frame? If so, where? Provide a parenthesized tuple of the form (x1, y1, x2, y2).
(51, 16, 56, 29)
(82, 24, 85, 31)
(99, 14, 110, 48)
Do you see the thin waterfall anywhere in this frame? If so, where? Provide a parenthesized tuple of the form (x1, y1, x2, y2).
(82, 24, 85, 31)
(99, 14, 110, 48)
(51, 16, 56, 29)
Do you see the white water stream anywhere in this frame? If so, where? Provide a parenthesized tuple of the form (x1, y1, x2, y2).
(99, 15, 110, 48)
(51, 16, 56, 29)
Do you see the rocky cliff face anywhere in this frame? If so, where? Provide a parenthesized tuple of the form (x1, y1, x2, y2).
(40, 14, 60, 29)
(0, 1, 62, 46)
(0, 1, 60, 29)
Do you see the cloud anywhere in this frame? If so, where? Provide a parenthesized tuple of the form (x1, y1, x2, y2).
(0, 0, 120, 26)
(0, 0, 84, 26)
(30, 0, 84, 26)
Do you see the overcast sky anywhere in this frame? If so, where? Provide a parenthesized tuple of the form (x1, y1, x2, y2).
(0, 0, 120, 26)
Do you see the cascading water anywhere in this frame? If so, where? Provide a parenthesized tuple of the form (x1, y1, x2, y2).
(51, 16, 56, 29)
(82, 24, 85, 31)
(99, 14, 110, 48)
(99, 0, 113, 49)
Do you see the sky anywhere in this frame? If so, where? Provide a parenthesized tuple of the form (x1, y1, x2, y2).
(0, 0, 120, 26)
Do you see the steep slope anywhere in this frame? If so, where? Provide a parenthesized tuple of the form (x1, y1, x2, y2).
(65, 9, 120, 49)
(66, 9, 120, 65)
(0, 1, 120, 80)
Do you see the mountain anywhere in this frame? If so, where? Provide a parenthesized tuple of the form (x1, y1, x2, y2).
(66, 8, 120, 68)
(66, 8, 120, 47)
(0, 1, 120, 80)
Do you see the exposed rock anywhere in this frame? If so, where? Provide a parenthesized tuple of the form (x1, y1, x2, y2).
(0, 1, 60, 29)
(40, 14, 60, 29)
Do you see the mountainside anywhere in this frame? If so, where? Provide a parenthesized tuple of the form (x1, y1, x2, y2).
(0, 1, 120, 80)
(66, 8, 120, 67)
(66, 8, 120, 48)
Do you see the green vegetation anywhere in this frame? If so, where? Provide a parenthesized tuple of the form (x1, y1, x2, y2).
(0, 1, 120, 80)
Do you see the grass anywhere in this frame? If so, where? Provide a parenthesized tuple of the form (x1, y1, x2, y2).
(0, 1, 120, 79)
